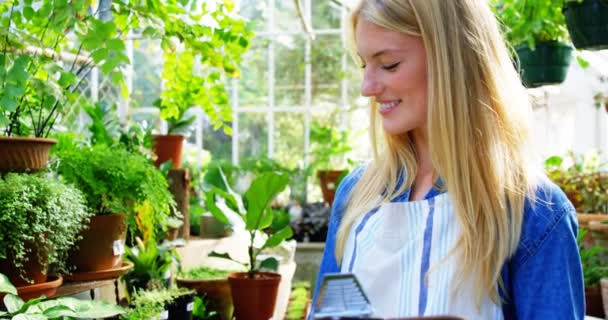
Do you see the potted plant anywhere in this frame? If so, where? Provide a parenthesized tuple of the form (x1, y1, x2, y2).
(563, 0, 608, 50)
(0, 0, 132, 172)
(206, 171, 292, 320)
(545, 152, 608, 240)
(0, 273, 125, 319)
(308, 120, 352, 206)
(54, 144, 176, 273)
(0, 173, 92, 288)
(493, 0, 573, 88)
(122, 237, 181, 298)
(152, 3, 254, 169)
(177, 266, 235, 320)
(123, 287, 195, 320)
(166, 216, 184, 241)
(578, 229, 608, 318)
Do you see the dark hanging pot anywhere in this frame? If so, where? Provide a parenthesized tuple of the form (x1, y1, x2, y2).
(563, 0, 608, 50)
(515, 41, 573, 88)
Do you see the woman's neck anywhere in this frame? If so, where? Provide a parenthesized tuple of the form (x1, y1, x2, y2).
(409, 127, 435, 201)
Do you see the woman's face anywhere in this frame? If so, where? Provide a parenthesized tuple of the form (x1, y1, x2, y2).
(356, 19, 428, 135)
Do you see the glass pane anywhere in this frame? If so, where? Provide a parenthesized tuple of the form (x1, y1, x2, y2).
(312, 0, 342, 30)
(240, 0, 268, 31)
(275, 35, 305, 107)
(202, 114, 233, 163)
(239, 37, 270, 107)
(131, 39, 162, 108)
(238, 112, 268, 160)
(311, 34, 343, 107)
(274, 0, 302, 33)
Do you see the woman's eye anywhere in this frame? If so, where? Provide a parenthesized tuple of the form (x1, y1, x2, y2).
(382, 62, 400, 70)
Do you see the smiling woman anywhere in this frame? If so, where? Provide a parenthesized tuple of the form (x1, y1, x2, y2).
(310, 0, 585, 319)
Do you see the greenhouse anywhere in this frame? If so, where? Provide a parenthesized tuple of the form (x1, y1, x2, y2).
(0, 0, 607, 319)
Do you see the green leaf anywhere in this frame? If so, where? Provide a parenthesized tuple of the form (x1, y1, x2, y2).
(576, 56, 589, 69)
(0, 114, 10, 127)
(258, 257, 279, 272)
(244, 172, 290, 230)
(38, 297, 125, 317)
(0, 273, 17, 295)
(58, 71, 77, 87)
(205, 187, 238, 225)
(208, 251, 245, 267)
(4, 293, 24, 313)
(270, 210, 290, 232)
(91, 48, 109, 63)
(13, 314, 46, 320)
(106, 39, 126, 51)
(263, 226, 293, 250)
(23, 6, 35, 20)
(111, 72, 124, 86)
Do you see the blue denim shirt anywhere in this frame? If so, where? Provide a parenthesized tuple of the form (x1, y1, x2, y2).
(312, 166, 584, 320)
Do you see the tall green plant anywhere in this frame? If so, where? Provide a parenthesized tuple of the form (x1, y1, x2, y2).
(207, 171, 292, 278)
(492, 0, 570, 49)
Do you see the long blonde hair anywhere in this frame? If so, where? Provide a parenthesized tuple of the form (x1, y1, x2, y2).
(337, 0, 539, 306)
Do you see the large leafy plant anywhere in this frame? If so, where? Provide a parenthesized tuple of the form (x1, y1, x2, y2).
(54, 144, 176, 241)
(207, 171, 292, 278)
(545, 151, 608, 214)
(154, 0, 254, 136)
(0, 273, 125, 319)
(492, 0, 570, 49)
(308, 120, 352, 173)
(0, 0, 252, 138)
(0, 173, 93, 282)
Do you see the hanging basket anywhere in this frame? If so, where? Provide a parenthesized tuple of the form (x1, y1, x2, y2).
(563, 0, 608, 50)
(0, 137, 56, 173)
(515, 41, 573, 88)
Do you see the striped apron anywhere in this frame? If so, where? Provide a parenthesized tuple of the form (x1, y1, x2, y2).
(340, 193, 504, 319)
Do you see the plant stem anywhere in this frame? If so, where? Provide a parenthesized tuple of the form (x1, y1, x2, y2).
(248, 230, 255, 278)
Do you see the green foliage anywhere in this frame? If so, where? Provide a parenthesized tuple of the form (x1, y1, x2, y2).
(123, 237, 181, 298)
(122, 287, 194, 320)
(0, 173, 93, 283)
(153, 1, 254, 135)
(577, 229, 608, 287)
(0, 273, 125, 319)
(207, 171, 292, 277)
(308, 119, 352, 173)
(192, 295, 220, 320)
(54, 144, 175, 241)
(286, 282, 310, 320)
(492, 0, 570, 49)
(0, 0, 252, 138)
(545, 151, 608, 213)
(178, 266, 232, 280)
(84, 102, 155, 158)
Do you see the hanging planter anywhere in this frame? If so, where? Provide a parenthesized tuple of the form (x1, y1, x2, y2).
(0, 137, 56, 173)
(515, 41, 573, 88)
(563, 0, 608, 50)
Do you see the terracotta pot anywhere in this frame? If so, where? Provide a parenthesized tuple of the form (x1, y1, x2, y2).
(68, 214, 128, 272)
(176, 277, 233, 320)
(0, 241, 48, 287)
(602, 278, 608, 318)
(153, 134, 185, 168)
(16, 274, 62, 302)
(166, 227, 179, 241)
(586, 285, 606, 318)
(228, 272, 281, 320)
(589, 220, 608, 252)
(317, 170, 348, 206)
(0, 137, 56, 173)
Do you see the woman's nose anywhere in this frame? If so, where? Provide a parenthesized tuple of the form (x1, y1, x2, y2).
(361, 71, 382, 97)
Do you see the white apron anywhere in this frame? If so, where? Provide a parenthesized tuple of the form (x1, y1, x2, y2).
(341, 193, 504, 319)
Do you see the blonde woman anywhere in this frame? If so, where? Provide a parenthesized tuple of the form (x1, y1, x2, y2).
(311, 1, 584, 319)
